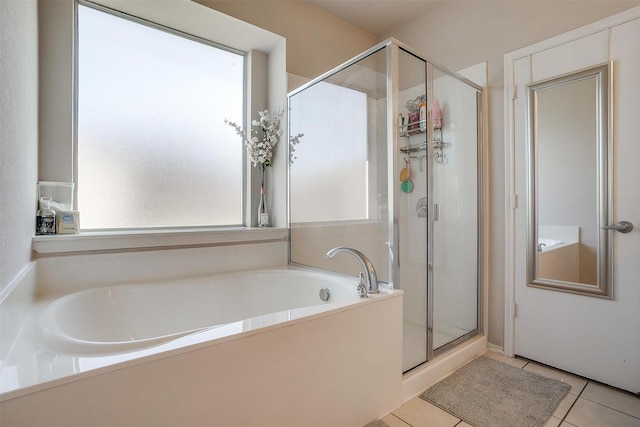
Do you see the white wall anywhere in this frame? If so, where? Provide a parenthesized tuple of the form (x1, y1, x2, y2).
(38, 0, 74, 182)
(0, 0, 39, 298)
(196, 0, 377, 81)
(382, 0, 640, 348)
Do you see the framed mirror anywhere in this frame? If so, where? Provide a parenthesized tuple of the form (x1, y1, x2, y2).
(527, 63, 612, 298)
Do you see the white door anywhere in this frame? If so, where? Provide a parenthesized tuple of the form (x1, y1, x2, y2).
(507, 10, 640, 394)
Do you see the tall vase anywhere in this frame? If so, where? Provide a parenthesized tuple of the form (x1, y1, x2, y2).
(257, 164, 269, 227)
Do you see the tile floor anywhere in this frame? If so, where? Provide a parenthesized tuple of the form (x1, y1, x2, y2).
(374, 351, 640, 427)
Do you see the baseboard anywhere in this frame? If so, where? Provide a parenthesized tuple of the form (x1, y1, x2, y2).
(487, 342, 504, 355)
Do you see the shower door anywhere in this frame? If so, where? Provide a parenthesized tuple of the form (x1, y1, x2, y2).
(396, 48, 482, 372)
(396, 49, 429, 371)
(428, 65, 481, 356)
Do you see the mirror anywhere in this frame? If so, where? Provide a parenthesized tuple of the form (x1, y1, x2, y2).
(527, 63, 612, 298)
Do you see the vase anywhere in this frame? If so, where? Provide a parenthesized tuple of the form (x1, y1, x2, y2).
(257, 164, 269, 227)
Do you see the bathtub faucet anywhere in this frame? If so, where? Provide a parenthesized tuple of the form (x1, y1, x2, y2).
(326, 247, 379, 294)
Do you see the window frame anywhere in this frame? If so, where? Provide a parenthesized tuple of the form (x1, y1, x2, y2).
(33, 0, 287, 254)
(75, 0, 248, 231)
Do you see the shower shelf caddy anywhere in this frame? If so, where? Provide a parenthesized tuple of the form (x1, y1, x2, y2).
(399, 120, 445, 164)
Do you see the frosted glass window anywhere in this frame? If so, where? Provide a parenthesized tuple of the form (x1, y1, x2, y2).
(289, 82, 368, 222)
(77, 4, 244, 229)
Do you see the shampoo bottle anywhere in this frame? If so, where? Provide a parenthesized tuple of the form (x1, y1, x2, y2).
(419, 101, 426, 131)
(36, 197, 56, 235)
(433, 100, 442, 129)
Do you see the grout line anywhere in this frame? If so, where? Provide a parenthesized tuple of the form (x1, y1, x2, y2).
(577, 392, 640, 421)
(577, 381, 588, 396)
(558, 380, 587, 424)
(518, 359, 640, 424)
(389, 412, 412, 426)
(516, 357, 582, 426)
(578, 381, 640, 419)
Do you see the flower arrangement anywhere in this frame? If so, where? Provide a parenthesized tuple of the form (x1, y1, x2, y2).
(225, 109, 303, 167)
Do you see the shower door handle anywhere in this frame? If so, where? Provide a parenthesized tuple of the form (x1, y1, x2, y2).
(601, 220, 634, 233)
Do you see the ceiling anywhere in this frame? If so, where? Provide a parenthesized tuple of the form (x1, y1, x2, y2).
(305, 0, 442, 36)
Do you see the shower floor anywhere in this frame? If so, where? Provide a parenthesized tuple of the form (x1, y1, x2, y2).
(403, 320, 472, 372)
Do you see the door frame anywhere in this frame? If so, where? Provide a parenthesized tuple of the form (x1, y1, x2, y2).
(503, 5, 640, 357)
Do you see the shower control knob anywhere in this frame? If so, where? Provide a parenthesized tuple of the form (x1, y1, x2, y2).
(601, 220, 633, 233)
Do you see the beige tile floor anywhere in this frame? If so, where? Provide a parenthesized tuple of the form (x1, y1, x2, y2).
(374, 351, 640, 427)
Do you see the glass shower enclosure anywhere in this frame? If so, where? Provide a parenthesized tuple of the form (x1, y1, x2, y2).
(288, 38, 482, 373)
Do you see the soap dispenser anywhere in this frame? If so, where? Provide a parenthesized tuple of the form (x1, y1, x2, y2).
(36, 197, 56, 235)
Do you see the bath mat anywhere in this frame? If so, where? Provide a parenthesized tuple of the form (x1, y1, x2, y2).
(420, 356, 570, 427)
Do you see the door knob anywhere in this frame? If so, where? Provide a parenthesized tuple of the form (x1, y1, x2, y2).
(601, 220, 634, 233)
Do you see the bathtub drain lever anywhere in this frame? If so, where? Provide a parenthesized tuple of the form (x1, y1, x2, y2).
(319, 287, 331, 302)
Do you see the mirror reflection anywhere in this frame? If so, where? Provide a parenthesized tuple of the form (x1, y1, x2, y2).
(528, 63, 611, 297)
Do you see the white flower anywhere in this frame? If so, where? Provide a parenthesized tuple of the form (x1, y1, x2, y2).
(225, 109, 284, 167)
(225, 109, 303, 167)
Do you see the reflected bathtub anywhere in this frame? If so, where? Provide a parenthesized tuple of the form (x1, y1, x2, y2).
(538, 238, 564, 251)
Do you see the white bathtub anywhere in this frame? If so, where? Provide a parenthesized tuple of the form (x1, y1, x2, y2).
(36, 269, 357, 355)
(1, 268, 404, 426)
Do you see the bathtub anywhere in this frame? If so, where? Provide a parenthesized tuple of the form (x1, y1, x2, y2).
(0, 268, 404, 426)
(35, 269, 358, 355)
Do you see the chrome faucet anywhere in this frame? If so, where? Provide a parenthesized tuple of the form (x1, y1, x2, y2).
(326, 247, 379, 294)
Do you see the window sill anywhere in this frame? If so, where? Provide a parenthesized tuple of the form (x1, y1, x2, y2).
(32, 227, 288, 256)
